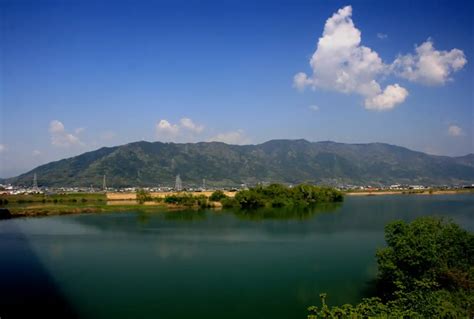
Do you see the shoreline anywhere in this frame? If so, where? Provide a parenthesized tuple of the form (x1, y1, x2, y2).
(1, 189, 473, 219)
(345, 190, 474, 196)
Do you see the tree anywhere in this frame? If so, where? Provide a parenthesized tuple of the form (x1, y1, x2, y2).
(136, 189, 152, 204)
(307, 217, 474, 318)
(209, 190, 227, 201)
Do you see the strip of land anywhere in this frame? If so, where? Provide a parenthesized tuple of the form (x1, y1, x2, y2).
(345, 189, 474, 196)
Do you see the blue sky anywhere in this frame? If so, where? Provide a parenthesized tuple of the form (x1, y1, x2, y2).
(1, 0, 473, 177)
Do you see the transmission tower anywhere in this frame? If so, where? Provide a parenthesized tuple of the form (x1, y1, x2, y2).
(175, 174, 182, 191)
(102, 175, 107, 191)
(202, 178, 206, 190)
(33, 173, 38, 190)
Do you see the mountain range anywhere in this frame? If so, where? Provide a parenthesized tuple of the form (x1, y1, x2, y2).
(4, 140, 474, 187)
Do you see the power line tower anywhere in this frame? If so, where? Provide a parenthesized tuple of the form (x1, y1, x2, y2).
(202, 178, 206, 190)
(33, 173, 38, 190)
(102, 175, 107, 191)
(175, 174, 182, 191)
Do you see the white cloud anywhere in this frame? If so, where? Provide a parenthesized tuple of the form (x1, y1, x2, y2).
(0, 144, 6, 153)
(49, 120, 84, 147)
(377, 33, 387, 40)
(49, 120, 65, 134)
(392, 39, 467, 85)
(209, 130, 250, 145)
(448, 125, 463, 137)
(294, 6, 467, 111)
(156, 119, 179, 137)
(293, 72, 312, 91)
(364, 84, 409, 111)
(155, 118, 205, 142)
(309, 105, 320, 111)
(180, 118, 204, 133)
(32, 150, 41, 156)
(75, 127, 85, 135)
(294, 6, 407, 110)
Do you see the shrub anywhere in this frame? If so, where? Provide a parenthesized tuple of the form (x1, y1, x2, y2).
(136, 189, 152, 203)
(209, 190, 227, 201)
(307, 217, 474, 318)
(221, 197, 239, 208)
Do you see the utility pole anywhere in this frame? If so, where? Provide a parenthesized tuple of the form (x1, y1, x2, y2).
(175, 174, 182, 191)
(33, 173, 38, 190)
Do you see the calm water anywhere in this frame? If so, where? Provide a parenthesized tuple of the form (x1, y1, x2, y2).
(1, 195, 473, 319)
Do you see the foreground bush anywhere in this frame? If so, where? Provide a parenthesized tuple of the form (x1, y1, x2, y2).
(307, 217, 474, 318)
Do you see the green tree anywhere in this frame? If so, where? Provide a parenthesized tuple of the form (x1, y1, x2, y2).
(307, 217, 474, 318)
(209, 190, 227, 201)
(136, 189, 152, 204)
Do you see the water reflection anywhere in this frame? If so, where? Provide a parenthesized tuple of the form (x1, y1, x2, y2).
(1, 195, 472, 319)
(232, 203, 342, 221)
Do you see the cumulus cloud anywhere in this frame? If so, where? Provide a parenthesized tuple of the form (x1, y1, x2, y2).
(309, 105, 320, 111)
(75, 127, 85, 135)
(155, 118, 205, 142)
(156, 120, 180, 138)
(448, 125, 463, 137)
(49, 120, 65, 134)
(49, 120, 84, 147)
(364, 84, 409, 111)
(392, 39, 467, 85)
(294, 6, 466, 111)
(179, 118, 204, 133)
(294, 6, 406, 110)
(209, 130, 250, 145)
(0, 144, 6, 153)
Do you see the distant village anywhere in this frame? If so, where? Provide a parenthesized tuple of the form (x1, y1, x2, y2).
(1, 173, 473, 195)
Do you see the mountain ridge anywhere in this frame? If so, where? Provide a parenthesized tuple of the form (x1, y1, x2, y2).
(4, 139, 474, 187)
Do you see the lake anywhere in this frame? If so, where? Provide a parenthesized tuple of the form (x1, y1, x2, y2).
(1, 194, 473, 319)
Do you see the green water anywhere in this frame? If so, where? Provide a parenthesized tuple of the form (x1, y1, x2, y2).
(1, 195, 473, 319)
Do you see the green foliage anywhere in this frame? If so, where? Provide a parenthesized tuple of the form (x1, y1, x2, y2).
(307, 217, 474, 318)
(234, 190, 266, 209)
(136, 189, 152, 203)
(221, 197, 239, 208)
(7, 140, 474, 187)
(0, 193, 106, 204)
(233, 184, 343, 209)
(164, 193, 209, 208)
(209, 190, 227, 202)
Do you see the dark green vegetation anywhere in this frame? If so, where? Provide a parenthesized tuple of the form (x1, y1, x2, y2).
(209, 190, 227, 201)
(308, 217, 473, 318)
(163, 193, 209, 208)
(5, 140, 474, 187)
(229, 184, 343, 209)
(0, 193, 105, 205)
(136, 189, 153, 203)
(0, 193, 162, 217)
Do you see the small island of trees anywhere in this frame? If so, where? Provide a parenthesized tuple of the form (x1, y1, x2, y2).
(223, 183, 344, 209)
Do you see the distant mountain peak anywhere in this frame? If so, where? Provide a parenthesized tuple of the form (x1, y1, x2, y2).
(6, 140, 474, 187)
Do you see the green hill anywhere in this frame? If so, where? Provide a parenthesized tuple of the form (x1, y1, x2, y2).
(6, 140, 474, 187)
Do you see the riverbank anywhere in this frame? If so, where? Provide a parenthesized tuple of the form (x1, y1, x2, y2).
(345, 189, 474, 196)
(2, 188, 472, 219)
